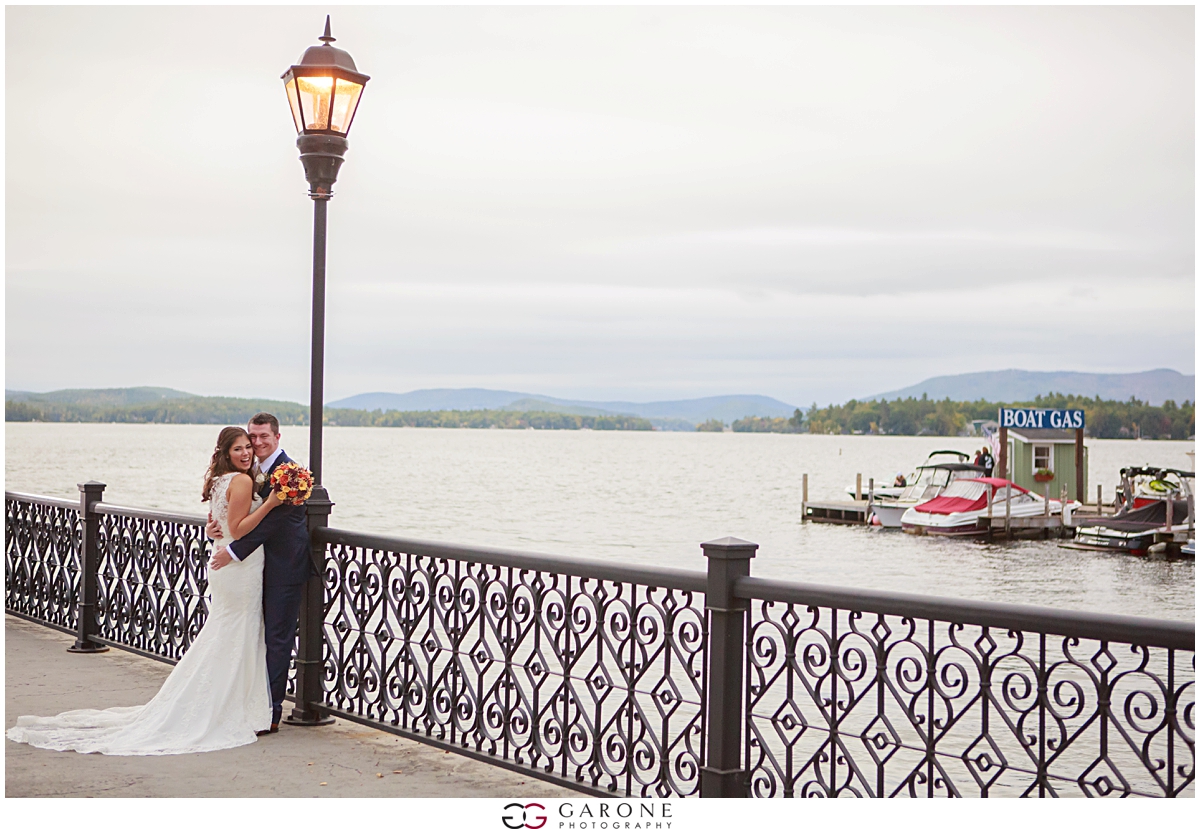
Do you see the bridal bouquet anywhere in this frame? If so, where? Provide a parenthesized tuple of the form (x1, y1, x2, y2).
(269, 462, 314, 505)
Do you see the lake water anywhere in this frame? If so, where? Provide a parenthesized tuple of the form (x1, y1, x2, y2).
(5, 423, 1194, 621)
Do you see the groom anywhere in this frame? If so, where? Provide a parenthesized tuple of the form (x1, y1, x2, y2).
(208, 412, 314, 733)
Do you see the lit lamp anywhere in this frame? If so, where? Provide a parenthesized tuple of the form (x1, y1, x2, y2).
(282, 16, 367, 728)
(282, 16, 370, 198)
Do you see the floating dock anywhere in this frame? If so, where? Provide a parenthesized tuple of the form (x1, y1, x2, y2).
(974, 514, 1067, 539)
(802, 500, 870, 525)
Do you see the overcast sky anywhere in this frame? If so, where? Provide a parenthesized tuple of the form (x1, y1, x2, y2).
(5, 5, 1194, 406)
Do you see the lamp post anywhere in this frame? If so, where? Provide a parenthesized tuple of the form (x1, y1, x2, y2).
(282, 16, 368, 726)
(282, 15, 369, 486)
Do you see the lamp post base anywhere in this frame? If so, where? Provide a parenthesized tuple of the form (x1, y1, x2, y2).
(66, 641, 109, 654)
(284, 707, 335, 727)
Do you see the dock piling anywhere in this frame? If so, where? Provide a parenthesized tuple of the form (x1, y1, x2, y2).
(1004, 482, 1012, 539)
(867, 478, 874, 525)
(1097, 484, 1103, 515)
(1043, 483, 1051, 539)
(801, 473, 808, 523)
(855, 473, 862, 502)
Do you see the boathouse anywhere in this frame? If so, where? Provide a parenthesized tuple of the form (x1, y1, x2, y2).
(1002, 428, 1088, 501)
(995, 407, 1087, 502)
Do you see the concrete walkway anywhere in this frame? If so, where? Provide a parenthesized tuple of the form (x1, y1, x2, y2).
(5, 616, 573, 798)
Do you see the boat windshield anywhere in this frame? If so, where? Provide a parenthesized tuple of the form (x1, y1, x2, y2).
(926, 468, 952, 487)
(940, 480, 989, 501)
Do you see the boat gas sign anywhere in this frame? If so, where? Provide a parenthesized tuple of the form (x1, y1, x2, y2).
(998, 408, 1085, 429)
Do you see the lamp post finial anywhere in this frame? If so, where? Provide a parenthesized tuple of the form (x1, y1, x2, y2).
(320, 15, 335, 44)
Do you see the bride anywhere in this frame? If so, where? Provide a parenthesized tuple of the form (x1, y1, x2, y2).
(7, 426, 280, 755)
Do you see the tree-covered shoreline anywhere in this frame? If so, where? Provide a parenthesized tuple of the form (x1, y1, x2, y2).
(801, 393, 1194, 439)
(5, 398, 652, 431)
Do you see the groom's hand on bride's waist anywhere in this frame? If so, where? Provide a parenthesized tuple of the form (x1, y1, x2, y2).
(210, 548, 233, 570)
(205, 513, 223, 540)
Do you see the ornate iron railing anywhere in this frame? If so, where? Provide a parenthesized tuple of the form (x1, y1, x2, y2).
(91, 503, 211, 663)
(5, 493, 81, 633)
(738, 579, 1195, 798)
(314, 528, 707, 796)
(5, 487, 1195, 798)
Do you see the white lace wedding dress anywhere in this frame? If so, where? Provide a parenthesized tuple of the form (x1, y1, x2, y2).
(7, 472, 272, 755)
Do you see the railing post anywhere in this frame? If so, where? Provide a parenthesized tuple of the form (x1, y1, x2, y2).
(68, 481, 109, 654)
(286, 484, 335, 725)
(701, 536, 757, 798)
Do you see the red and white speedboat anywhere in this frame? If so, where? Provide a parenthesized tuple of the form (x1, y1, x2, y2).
(901, 478, 1067, 537)
(871, 462, 986, 528)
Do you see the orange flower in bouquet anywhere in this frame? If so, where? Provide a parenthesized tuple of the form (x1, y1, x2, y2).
(269, 462, 314, 505)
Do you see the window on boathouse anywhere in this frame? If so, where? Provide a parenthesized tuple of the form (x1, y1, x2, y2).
(1033, 444, 1052, 472)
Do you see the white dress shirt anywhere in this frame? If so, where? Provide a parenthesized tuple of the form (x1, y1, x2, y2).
(256, 446, 284, 480)
(227, 446, 284, 561)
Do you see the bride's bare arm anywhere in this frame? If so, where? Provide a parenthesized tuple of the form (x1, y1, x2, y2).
(226, 474, 279, 540)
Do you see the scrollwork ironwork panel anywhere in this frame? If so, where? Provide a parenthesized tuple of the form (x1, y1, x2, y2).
(322, 541, 707, 796)
(5, 496, 81, 630)
(94, 512, 211, 661)
(745, 601, 1195, 798)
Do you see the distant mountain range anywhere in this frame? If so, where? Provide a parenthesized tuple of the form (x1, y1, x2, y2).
(866, 369, 1194, 407)
(8, 368, 1192, 428)
(6, 386, 196, 407)
(327, 390, 799, 428)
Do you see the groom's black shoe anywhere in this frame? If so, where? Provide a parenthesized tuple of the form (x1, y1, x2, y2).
(256, 724, 279, 736)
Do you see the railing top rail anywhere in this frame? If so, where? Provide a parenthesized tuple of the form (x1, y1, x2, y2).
(5, 491, 80, 511)
(736, 575, 1196, 651)
(317, 526, 708, 593)
(92, 502, 206, 527)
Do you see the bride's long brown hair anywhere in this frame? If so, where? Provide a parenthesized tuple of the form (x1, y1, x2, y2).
(202, 426, 252, 502)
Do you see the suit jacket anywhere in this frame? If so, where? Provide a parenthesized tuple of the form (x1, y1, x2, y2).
(227, 450, 314, 587)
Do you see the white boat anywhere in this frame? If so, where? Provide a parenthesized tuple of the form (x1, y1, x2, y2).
(901, 478, 1070, 537)
(871, 463, 988, 528)
(844, 449, 974, 501)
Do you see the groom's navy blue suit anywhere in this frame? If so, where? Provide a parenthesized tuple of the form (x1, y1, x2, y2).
(227, 450, 315, 724)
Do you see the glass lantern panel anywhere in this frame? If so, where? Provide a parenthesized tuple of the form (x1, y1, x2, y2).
(330, 79, 364, 134)
(284, 78, 303, 133)
(296, 75, 334, 131)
